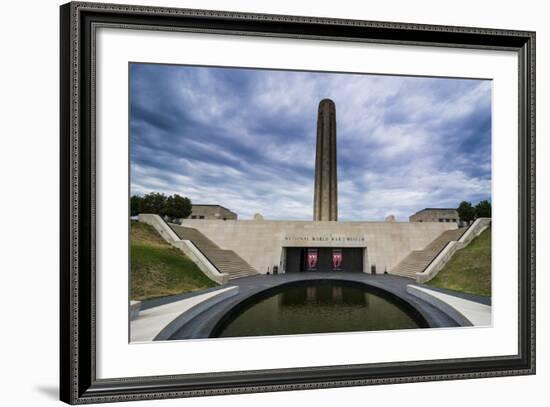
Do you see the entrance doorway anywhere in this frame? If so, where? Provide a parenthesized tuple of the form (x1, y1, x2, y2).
(285, 247, 363, 273)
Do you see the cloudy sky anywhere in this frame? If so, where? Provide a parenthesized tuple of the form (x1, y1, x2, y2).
(130, 63, 491, 221)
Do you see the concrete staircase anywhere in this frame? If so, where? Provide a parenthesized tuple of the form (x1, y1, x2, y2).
(391, 227, 468, 279)
(169, 225, 258, 280)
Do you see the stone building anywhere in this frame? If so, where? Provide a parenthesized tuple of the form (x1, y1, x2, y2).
(409, 208, 460, 224)
(177, 218, 455, 275)
(187, 204, 237, 220)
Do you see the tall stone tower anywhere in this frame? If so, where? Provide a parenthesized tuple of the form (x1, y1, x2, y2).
(313, 98, 338, 221)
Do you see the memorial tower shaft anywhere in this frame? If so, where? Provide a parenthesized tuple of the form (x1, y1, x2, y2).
(313, 99, 338, 221)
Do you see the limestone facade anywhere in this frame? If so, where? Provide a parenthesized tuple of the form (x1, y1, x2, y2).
(409, 208, 459, 224)
(179, 219, 456, 276)
(187, 204, 237, 220)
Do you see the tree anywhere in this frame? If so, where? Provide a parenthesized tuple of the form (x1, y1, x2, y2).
(140, 192, 167, 215)
(475, 200, 492, 218)
(130, 192, 192, 221)
(457, 201, 476, 224)
(130, 195, 143, 217)
(161, 194, 192, 221)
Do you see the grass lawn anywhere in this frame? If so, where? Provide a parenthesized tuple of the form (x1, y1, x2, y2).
(130, 221, 218, 301)
(426, 226, 491, 297)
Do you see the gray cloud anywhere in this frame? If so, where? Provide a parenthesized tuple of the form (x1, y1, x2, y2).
(130, 64, 491, 221)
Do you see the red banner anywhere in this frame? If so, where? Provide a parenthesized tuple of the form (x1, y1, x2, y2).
(332, 250, 343, 269)
(307, 249, 318, 270)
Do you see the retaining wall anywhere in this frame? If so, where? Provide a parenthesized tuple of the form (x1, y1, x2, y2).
(138, 214, 229, 284)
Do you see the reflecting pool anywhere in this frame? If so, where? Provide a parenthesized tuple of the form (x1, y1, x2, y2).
(213, 281, 425, 338)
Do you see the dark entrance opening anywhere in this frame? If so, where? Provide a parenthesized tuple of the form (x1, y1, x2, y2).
(285, 247, 363, 273)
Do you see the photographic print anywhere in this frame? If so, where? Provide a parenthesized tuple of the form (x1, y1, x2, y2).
(128, 63, 492, 342)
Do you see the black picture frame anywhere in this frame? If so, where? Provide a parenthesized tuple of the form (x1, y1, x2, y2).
(60, 1, 536, 404)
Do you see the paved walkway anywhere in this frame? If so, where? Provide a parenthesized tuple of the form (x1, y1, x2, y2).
(407, 285, 492, 326)
(159, 272, 481, 340)
(131, 286, 238, 342)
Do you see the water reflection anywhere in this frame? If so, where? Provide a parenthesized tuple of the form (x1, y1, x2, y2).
(282, 285, 368, 306)
(216, 282, 422, 338)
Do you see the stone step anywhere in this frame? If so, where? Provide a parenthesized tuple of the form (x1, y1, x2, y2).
(225, 269, 258, 275)
(227, 269, 257, 275)
(228, 274, 257, 280)
(220, 265, 257, 271)
(391, 226, 468, 278)
(169, 224, 259, 279)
